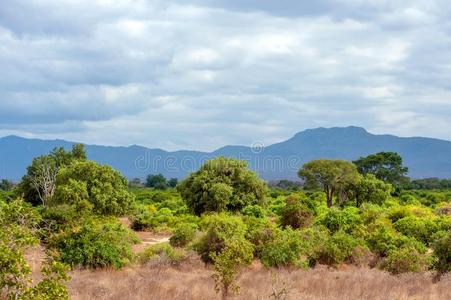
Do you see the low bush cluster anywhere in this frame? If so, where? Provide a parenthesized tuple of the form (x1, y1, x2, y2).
(52, 221, 139, 269)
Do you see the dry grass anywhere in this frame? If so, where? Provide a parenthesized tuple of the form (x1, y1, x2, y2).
(68, 254, 451, 300)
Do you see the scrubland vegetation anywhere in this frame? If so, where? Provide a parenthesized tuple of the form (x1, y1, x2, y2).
(1, 147, 450, 299)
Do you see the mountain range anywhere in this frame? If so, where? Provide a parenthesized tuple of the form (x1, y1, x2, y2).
(1, 126, 451, 181)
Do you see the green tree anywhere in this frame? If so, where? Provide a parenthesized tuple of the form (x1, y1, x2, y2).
(178, 157, 267, 215)
(167, 178, 178, 188)
(0, 179, 14, 191)
(53, 160, 134, 215)
(346, 174, 393, 206)
(353, 152, 408, 186)
(298, 160, 360, 208)
(19, 144, 87, 206)
(146, 174, 168, 190)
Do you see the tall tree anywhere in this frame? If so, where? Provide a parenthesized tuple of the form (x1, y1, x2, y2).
(298, 159, 360, 208)
(178, 157, 267, 215)
(146, 174, 168, 190)
(353, 152, 408, 186)
(19, 144, 87, 206)
(345, 174, 394, 207)
(0, 179, 13, 191)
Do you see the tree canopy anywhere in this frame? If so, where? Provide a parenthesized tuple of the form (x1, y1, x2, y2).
(19, 144, 87, 206)
(53, 160, 134, 215)
(177, 157, 267, 215)
(353, 152, 408, 186)
(298, 159, 360, 207)
(346, 174, 394, 206)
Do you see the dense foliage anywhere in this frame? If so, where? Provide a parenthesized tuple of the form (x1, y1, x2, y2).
(299, 159, 360, 207)
(353, 152, 408, 186)
(52, 221, 138, 269)
(0, 199, 70, 299)
(19, 145, 87, 206)
(146, 173, 178, 189)
(53, 160, 134, 215)
(178, 157, 267, 215)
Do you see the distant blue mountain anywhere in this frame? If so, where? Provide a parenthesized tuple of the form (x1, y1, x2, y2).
(1, 126, 451, 181)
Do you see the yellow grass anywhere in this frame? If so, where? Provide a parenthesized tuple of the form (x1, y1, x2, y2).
(67, 253, 451, 300)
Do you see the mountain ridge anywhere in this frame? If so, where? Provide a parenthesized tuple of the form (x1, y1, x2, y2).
(1, 127, 451, 181)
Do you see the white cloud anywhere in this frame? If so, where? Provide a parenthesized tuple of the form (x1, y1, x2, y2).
(0, 0, 450, 150)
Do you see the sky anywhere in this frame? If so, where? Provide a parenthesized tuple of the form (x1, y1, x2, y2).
(0, 0, 450, 151)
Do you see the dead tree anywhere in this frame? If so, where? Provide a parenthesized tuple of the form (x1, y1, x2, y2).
(29, 162, 58, 207)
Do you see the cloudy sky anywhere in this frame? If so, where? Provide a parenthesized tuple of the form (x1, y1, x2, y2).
(1, 0, 450, 151)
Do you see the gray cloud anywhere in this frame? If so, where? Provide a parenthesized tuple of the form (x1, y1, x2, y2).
(0, 0, 450, 150)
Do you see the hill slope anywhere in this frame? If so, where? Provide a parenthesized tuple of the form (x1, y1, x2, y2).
(1, 126, 451, 181)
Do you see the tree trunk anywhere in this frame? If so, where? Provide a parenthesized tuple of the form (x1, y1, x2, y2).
(325, 185, 333, 208)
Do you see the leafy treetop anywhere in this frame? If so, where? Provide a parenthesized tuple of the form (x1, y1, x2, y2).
(178, 157, 267, 215)
(353, 152, 408, 186)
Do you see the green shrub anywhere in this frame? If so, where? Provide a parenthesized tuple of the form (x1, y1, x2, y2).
(242, 205, 266, 218)
(297, 225, 330, 266)
(244, 217, 277, 257)
(211, 238, 253, 298)
(393, 216, 439, 245)
(170, 224, 197, 247)
(317, 206, 362, 234)
(359, 203, 385, 225)
(0, 200, 70, 299)
(193, 214, 253, 298)
(260, 228, 303, 267)
(431, 231, 451, 273)
(268, 196, 286, 215)
(24, 262, 70, 300)
(194, 214, 251, 263)
(54, 222, 139, 269)
(366, 222, 427, 257)
(40, 204, 88, 237)
(383, 245, 428, 274)
(314, 231, 367, 266)
(399, 194, 420, 205)
(279, 195, 313, 229)
(139, 243, 186, 265)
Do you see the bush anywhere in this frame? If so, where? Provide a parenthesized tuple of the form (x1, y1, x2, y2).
(53, 222, 139, 269)
(365, 222, 427, 257)
(194, 214, 251, 263)
(40, 204, 90, 237)
(314, 231, 367, 266)
(178, 157, 267, 215)
(211, 237, 253, 298)
(260, 228, 303, 267)
(0, 200, 70, 299)
(431, 231, 451, 273)
(170, 224, 197, 247)
(139, 243, 186, 265)
(393, 216, 439, 245)
(383, 245, 428, 274)
(244, 217, 277, 257)
(279, 195, 313, 229)
(242, 205, 266, 218)
(193, 214, 253, 298)
(298, 225, 330, 266)
(317, 206, 362, 234)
